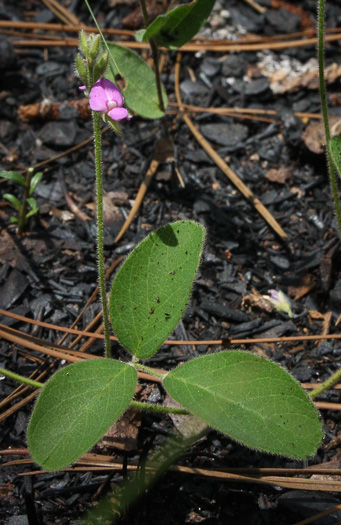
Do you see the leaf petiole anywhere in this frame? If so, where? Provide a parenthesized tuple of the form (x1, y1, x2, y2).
(0, 367, 43, 389)
(130, 400, 189, 415)
(132, 362, 166, 380)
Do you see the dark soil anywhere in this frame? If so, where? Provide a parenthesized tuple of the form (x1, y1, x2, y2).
(1, 0, 341, 524)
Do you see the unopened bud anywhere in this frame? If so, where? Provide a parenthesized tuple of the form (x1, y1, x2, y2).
(76, 54, 88, 85)
(93, 52, 109, 83)
(79, 30, 89, 57)
(89, 34, 101, 60)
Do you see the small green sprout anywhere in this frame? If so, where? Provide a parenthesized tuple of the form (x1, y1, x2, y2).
(1, 167, 43, 236)
(263, 289, 293, 318)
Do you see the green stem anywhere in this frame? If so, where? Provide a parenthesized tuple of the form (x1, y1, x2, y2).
(318, 0, 341, 233)
(130, 400, 189, 415)
(133, 362, 166, 380)
(310, 368, 341, 399)
(0, 367, 43, 389)
(138, 0, 169, 138)
(17, 167, 34, 236)
(0, 368, 189, 413)
(92, 111, 111, 358)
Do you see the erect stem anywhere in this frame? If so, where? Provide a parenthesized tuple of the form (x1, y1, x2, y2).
(130, 400, 189, 415)
(92, 111, 111, 357)
(138, 0, 169, 138)
(317, 0, 341, 233)
(0, 367, 43, 389)
(17, 167, 34, 236)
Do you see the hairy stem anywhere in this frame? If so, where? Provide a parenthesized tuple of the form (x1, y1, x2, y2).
(318, 0, 341, 233)
(133, 362, 166, 380)
(0, 367, 43, 389)
(92, 111, 111, 357)
(130, 400, 189, 415)
(310, 368, 341, 399)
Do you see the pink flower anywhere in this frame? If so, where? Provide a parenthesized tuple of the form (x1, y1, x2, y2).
(89, 78, 129, 121)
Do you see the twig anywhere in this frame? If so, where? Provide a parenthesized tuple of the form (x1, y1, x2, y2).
(7, 455, 341, 491)
(11, 32, 341, 52)
(174, 53, 287, 240)
(3, 308, 341, 346)
(168, 102, 322, 122)
(138, 0, 169, 138)
(59, 175, 92, 222)
(243, 0, 266, 14)
(115, 159, 159, 243)
(27, 126, 110, 173)
(40, 0, 84, 26)
(4, 20, 340, 42)
(293, 504, 341, 525)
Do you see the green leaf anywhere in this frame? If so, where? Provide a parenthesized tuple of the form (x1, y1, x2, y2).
(106, 42, 167, 119)
(3, 193, 22, 211)
(110, 221, 205, 360)
(27, 359, 137, 471)
(29, 172, 43, 195)
(26, 197, 37, 210)
(141, 0, 216, 50)
(163, 351, 323, 459)
(9, 216, 18, 223)
(330, 134, 341, 180)
(0, 171, 26, 187)
(106, 115, 122, 135)
(135, 29, 146, 42)
(25, 208, 39, 219)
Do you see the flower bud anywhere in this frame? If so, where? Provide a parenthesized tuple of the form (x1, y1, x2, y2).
(76, 54, 88, 85)
(79, 30, 89, 57)
(93, 52, 109, 83)
(89, 34, 101, 60)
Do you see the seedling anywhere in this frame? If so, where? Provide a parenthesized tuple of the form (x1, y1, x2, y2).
(75, 0, 217, 352)
(1, 167, 43, 235)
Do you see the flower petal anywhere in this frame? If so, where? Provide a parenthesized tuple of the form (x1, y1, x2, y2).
(101, 78, 125, 107)
(108, 107, 129, 121)
(89, 80, 109, 112)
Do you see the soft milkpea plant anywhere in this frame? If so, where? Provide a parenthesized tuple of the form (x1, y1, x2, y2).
(0, 1, 327, 475)
(23, 220, 323, 470)
(1, 219, 324, 470)
(75, 31, 131, 357)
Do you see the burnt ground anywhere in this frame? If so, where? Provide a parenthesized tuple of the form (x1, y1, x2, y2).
(1, 0, 341, 523)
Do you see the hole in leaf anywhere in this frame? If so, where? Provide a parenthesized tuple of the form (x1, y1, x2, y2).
(114, 74, 127, 91)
